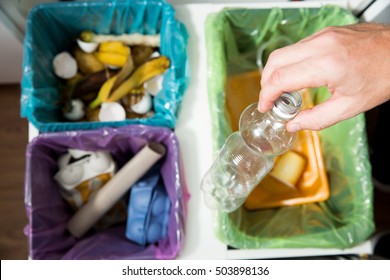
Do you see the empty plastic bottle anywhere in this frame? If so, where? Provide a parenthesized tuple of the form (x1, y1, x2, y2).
(201, 91, 302, 212)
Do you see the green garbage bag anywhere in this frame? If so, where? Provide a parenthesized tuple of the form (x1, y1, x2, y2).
(205, 5, 375, 249)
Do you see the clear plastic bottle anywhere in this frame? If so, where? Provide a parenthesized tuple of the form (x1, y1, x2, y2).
(201, 91, 302, 212)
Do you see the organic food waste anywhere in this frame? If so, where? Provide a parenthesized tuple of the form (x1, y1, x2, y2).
(52, 31, 170, 122)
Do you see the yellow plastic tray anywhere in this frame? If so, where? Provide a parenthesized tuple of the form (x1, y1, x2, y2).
(225, 70, 330, 209)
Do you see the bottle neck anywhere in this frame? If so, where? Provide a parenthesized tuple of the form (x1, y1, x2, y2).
(266, 110, 288, 130)
(271, 91, 302, 121)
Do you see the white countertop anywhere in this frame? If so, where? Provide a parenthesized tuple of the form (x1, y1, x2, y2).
(28, 1, 373, 260)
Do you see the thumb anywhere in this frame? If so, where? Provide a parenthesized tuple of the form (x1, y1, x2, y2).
(286, 97, 351, 132)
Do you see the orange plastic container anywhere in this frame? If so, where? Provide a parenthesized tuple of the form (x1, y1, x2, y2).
(225, 70, 330, 210)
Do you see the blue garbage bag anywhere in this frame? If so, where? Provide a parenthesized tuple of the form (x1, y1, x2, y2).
(21, 0, 189, 132)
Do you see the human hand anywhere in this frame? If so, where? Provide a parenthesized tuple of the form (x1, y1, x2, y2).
(258, 23, 390, 132)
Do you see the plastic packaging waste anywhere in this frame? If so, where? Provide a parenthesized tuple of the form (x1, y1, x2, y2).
(201, 91, 302, 212)
(205, 5, 373, 250)
(125, 171, 171, 246)
(67, 142, 166, 238)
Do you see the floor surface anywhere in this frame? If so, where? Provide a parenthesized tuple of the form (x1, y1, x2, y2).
(0, 84, 28, 259)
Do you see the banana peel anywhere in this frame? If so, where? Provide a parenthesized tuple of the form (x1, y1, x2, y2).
(89, 75, 117, 109)
(112, 56, 135, 91)
(95, 41, 130, 67)
(99, 41, 129, 56)
(89, 57, 135, 109)
(95, 53, 128, 67)
(107, 56, 170, 103)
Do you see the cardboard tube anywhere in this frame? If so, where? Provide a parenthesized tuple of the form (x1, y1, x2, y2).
(67, 142, 166, 238)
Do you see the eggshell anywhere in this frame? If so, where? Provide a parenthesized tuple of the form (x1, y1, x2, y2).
(53, 52, 78, 79)
(76, 38, 98, 53)
(98, 102, 126, 122)
(64, 99, 85, 121)
(131, 93, 152, 114)
(144, 75, 163, 96)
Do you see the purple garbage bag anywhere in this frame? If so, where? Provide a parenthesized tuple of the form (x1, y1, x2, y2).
(24, 125, 189, 260)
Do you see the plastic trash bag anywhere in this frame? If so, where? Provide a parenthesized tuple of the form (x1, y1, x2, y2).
(24, 125, 189, 259)
(205, 5, 374, 249)
(21, 0, 189, 132)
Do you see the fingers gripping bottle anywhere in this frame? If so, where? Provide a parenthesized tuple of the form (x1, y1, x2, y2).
(201, 91, 302, 212)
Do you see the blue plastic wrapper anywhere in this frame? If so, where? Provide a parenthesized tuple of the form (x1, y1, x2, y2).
(126, 170, 171, 246)
(24, 125, 189, 259)
(21, 0, 189, 132)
